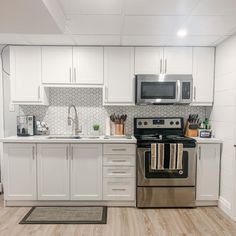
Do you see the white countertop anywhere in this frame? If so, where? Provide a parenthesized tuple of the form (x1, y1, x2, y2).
(193, 137, 222, 144)
(0, 135, 137, 144)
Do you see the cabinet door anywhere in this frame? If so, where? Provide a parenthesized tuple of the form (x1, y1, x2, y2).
(164, 47, 193, 74)
(37, 144, 70, 200)
(10, 46, 43, 103)
(196, 144, 221, 201)
(135, 47, 163, 74)
(71, 144, 102, 200)
(104, 47, 135, 105)
(3, 144, 37, 200)
(42, 46, 73, 84)
(73, 47, 103, 85)
(192, 47, 215, 105)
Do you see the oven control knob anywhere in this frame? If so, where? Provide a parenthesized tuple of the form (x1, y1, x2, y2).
(170, 121, 174, 125)
(144, 121, 148, 125)
(138, 121, 142, 126)
(176, 121, 180, 125)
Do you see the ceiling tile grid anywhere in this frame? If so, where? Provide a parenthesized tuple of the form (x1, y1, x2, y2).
(1, 0, 236, 46)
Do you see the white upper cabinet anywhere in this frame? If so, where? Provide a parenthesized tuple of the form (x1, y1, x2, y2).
(37, 144, 70, 200)
(192, 47, 215, 106)
(3, 144, 37, 200)
(135, 47, 163, 74)
(10, 46, 48, 105)
(73, 47, 103, 85)
(104, 47, 135, 105)
(196, 143, 221, 202)
(163, 47, 193, 74)
(71, 144, 102, 200)
(42, 46, 73, 84)
(134, 47, 192, 75)
(42, 46, 103, 85)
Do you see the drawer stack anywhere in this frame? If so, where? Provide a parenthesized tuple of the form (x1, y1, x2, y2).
(103, 144, 136, 201)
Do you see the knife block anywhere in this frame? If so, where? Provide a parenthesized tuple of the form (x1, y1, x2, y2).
(185, 122, 198, 137)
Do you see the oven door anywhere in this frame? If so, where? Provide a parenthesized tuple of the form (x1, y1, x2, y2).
(137, 147, 196, 186)
(136, 75, 180, 104)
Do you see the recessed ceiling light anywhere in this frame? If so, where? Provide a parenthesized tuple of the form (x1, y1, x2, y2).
(177, 29, 188, 38)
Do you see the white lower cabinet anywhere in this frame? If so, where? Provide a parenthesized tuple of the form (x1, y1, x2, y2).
(37, 144, 70, 200)
(196, 143, 221, 203)
(103, 144, 136, 201)
(71, 144, 102, 200)
(3, 144, 37, 200)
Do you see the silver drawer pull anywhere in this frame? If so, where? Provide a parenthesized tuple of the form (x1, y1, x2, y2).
(112, 160, 126, 162)
(111, 171, 127, 174)
(112, 188, 126, 191)
(112, 148, 127, 151)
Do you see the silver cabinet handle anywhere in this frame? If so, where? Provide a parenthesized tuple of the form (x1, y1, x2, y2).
(32, 146, 35, 160)
(112, 148, 127, 151)
(105, 86, 108, 100)
(111, 171, 127, 174)
(71, 146, 73, 160)
(165, 59, 167, 73)
(112, 160, 126, 162)
(74, 68, 76, 83)
(66, 147, 69, 160)
(112, 188, 126, 191)
(199, 146, 201, 160)
(38, 86, 40, 100)
(69, 68, 72, 83)
(160, 59, 163, 74)
(194, 86, 196, 101)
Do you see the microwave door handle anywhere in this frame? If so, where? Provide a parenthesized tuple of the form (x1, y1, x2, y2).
(177, 80, 181, 102)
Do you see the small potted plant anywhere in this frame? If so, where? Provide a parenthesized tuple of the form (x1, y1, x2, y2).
(93, 124, 100, 136)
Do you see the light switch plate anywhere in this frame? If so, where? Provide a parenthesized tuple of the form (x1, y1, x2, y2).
(9, 103, 15, 112)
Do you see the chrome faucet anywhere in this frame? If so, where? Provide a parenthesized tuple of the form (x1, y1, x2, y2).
(67, 104, 81, 135)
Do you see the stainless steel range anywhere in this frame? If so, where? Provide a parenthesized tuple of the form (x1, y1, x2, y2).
(134, 117, 196, 208)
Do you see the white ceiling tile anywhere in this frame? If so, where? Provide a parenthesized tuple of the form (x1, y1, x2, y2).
(58, 0, 123, 15)
(72, 35, 120, 45)
(0, 0, 62, 34)
(185, 15, 236, 36)
(0, 34, 28, 44)
(125, 0, 199, 15)
(122, 35, 221, 46)
(21, 34, 74, 45)
(123, 16, 186, 35)
(192, 0, 236, 16)
(67, 15, 122, 34)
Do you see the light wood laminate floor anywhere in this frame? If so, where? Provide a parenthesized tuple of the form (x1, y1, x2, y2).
(0, 199, 236, 235)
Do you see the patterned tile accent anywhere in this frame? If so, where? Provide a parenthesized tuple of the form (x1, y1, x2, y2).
(19, 88, 211, 135)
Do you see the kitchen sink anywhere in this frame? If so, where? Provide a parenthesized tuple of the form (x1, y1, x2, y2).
(47, 135, 81, 139)
(47, 135, 101, 139)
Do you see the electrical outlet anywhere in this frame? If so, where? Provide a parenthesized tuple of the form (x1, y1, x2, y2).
(9, 103, 15, 112)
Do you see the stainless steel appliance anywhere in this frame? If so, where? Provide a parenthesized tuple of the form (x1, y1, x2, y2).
(134, 117, 196, 208)
(136, 74, 193, 105)
(17, 115, 36, 136)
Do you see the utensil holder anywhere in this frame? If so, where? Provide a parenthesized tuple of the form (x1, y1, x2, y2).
(114, 124, 124, 136)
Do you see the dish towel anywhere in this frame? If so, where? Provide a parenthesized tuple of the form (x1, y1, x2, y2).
(169, 143, 183, 170)
(151, 143, 164, 170)
(151, 143, 183, 170)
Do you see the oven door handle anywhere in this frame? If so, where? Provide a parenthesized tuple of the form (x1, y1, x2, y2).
(176, 80, 181, 102)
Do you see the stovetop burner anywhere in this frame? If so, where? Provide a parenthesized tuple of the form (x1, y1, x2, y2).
(134, 117, 196, 148)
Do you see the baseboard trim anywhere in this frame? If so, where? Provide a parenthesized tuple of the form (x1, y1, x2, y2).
(195, 200, 218, 206)
(5, 200, 136, 207)
(218, 196, 232, 217)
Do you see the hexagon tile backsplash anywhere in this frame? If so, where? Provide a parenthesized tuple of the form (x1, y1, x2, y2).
(19, 88, 212, 135)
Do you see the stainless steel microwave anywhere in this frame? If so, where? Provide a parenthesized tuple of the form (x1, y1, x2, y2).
(135, 74, 193, 105)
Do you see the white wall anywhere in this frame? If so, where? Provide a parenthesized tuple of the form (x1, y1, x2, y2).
(210, 35, 236, 219)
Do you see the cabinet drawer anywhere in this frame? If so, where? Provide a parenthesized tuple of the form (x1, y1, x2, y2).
(103, 144, 136, 155)
(103, 167, 135, 178)
(103, 178, 135, 201)
(103, 155, 135, 166)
